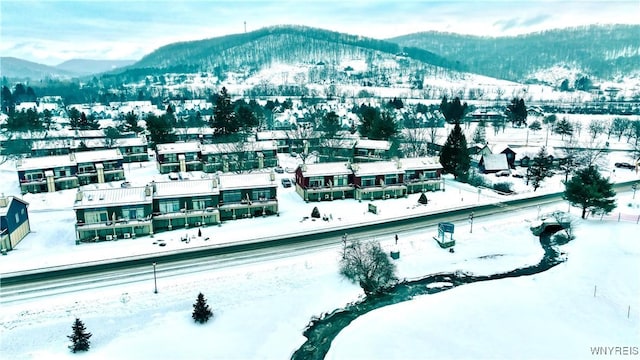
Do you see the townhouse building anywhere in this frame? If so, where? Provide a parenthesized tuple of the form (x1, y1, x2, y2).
(294, 157, 444, 202)
(217, 172, 278, 220)
(16, 149, 125, 194)
(151, 179, 220, 232)
(0, 195, 30, 252)
(72, 174, 279, 243)
(74, 185, 154, 243)
(155, 142, 202, 174)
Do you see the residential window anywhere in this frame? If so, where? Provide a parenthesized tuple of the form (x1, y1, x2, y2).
(333, 175, 347, 187)
(192, 198, 208, 210)
(78, 164, 95, 174)
(85, 210, 108, 224)
(124, 207, 145, 220)
(55, 168, 68, 177)
(104, 161, 120, 171)
(385, 174, 398, 185)
(164, 154, 177, 163)
(222, 191, 242, 203)
(422, 171, 437, 179)
(25, 172, 43, 182)
(405, 170, 417, 180)
(361, 176, 375, 187)
(159, 200, 180, 214)
(252, 189, 270, 201)
(309, 177, 324, 188)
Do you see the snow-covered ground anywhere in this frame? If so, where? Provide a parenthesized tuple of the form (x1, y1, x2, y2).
(1, 122, 639, 359)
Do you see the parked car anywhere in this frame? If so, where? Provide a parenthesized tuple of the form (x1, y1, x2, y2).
(168, 172, 179, 181)
(511, 170, 525, 178)
(615, 162, 635, 169)
(120, 181, 131, 188)
(274, 166, 284, 174)
(495, 170, 511, 177)
(281, 178, 292, 188)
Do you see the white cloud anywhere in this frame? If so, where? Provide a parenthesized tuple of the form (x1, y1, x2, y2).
(1, 0, 638, 65)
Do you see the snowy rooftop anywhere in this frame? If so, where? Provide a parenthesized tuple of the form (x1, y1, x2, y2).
(73, 149, 123, 164)
(156, 142, 201, 154)
(174, 127, 216, 136)
(114, 137, 147, 147)
(352, 161, 404, 176)
(321, 138, 357, 149)
(355, 139, 391, 150)
(200, 141, 276, 155)
(217, 172, 277, 191)
(481, 153, 509, 171)
(16, 154, 74, 171)
(73, 186, 152, 209)
(256, 130, 288, 140)
(152, 179, 219, 199)
(300, 162, 352, 177)
(399, 157, 443, 171)
(0, 196, 28, 216)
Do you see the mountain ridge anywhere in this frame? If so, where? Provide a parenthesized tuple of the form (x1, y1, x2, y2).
(3, 24, 639, 86)
(388, 24, 640, 82)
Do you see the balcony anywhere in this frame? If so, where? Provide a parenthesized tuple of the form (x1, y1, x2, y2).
(76, 217, 152, 232)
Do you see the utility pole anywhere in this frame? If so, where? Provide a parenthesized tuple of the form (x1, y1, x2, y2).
(244, 21, 247, 33)
(152, 262, 158, 294)
(469, 212, 474, 233)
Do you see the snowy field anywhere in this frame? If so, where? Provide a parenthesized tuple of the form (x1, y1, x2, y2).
(1, 191, 638, 359)
(1, 118, 639, 359)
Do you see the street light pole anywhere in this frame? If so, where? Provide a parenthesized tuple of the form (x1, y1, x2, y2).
(469, 212, 474, 233)
(153, 262, 158, 294)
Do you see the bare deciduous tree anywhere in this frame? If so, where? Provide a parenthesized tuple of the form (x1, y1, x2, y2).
(339, 239, 398, 296)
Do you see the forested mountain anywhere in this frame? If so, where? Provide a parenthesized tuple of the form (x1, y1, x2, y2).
(55, 59, 136, 76)
(0, 57, 76, 80)
(107, 25, 464, 81)
(388, 25, 640, 83)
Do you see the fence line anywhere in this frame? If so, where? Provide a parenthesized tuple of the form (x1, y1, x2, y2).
(587, 211, 640, 224)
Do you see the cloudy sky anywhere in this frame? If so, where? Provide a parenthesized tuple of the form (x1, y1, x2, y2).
(1, 0, 638, 66)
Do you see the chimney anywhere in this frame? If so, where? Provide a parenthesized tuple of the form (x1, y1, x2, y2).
(75, 190, 83, 202)
(270, 170, 275, 181)
(0, 194, 7, 207)
(145, 185, 152, 197)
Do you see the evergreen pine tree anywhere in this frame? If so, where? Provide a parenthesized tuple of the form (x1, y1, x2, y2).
(418, 192, 428, 204)
(213, 87, 236, 135)
(311, 206, 321, 218)
(192, 292, 214, 324)
(472, 125, 486, 144)
(528, 146, 553, 191)
(439, 122, 470, 179)
(563, 166, 616, 219)
(439, 96, 468, 124)
(506, 98, 528, 126)
(67, 318, 92, 353)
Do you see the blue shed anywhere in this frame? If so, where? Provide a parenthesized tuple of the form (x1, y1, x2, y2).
(0, 195, 31, 252)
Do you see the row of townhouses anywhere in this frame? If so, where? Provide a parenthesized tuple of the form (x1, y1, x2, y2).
(155, 141, 280, 174)
(73, 173, 278, 243)
(73, 156, 443, 243)
(16, 149, 126, 194)
(155, 136, 394, 175)
(294, 157, 444, 202)
(1, 129, 149, 161)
